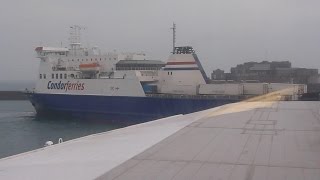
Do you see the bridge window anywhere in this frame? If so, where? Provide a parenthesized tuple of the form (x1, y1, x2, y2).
(52, 74, 54, 79)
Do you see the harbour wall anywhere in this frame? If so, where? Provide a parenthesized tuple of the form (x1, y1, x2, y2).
(0, 91, 27, 100)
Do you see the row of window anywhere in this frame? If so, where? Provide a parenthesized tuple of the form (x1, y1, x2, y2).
(39, 52, 66, 56)
(51, 73, 67, 79)
(67, 57, 117, 62)
(39, 74, 46, 79)
(39, 73, 77, 79)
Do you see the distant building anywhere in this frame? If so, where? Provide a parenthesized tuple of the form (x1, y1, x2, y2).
(211, 61, 318, 84)
(275, 67, 318, 84)
(308, 74, 320, 84)
(211, 69, 225, 80)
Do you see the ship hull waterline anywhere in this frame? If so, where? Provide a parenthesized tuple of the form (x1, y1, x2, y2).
(26, 93, 238, 124)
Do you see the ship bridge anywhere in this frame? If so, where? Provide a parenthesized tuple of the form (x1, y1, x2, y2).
(35, 47, 69, 58)
(173, 46, 195, 54)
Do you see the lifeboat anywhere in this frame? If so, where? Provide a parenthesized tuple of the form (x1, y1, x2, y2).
(79, 63, 100, 72)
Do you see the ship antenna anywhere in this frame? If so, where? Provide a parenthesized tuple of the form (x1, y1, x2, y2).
(171, 23, 176, 54)
(69, 25, 85, 56)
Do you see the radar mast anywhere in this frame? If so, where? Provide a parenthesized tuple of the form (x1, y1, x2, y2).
(69, 25, 85, 56)
(170, 23, 176, 54)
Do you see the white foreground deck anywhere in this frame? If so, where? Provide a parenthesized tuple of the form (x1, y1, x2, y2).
(1, 101, 320, 180)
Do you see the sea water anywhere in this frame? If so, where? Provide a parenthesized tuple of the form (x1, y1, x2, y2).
(0, 100, 122, 159)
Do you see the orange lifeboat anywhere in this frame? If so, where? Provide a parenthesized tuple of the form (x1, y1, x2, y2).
(79, 63, 100, 71)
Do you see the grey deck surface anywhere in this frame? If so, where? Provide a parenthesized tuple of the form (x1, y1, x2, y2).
(97, 101, 320, 180)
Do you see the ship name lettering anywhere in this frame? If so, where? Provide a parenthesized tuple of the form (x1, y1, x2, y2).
(47, 81, 85, 91)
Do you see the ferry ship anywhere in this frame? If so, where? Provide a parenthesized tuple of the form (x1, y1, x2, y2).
(26, 25, 239, 123)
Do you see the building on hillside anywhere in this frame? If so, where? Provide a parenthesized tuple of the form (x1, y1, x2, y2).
(211, 61, 318, 84)
(211, 69, 225, 80)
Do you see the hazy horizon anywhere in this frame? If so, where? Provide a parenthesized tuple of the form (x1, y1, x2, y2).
(1, 0, 320, 81)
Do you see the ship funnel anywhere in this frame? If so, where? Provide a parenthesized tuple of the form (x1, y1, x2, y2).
(164, 46, 209, 84)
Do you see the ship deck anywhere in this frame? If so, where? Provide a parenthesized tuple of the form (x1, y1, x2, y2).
(1, 101, 320, 180)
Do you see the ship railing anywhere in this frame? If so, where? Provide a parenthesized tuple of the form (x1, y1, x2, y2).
(24, 88, 36, 94)
(146, 93, 250, 100)
(99, 76, 126, 79)
(51, 66, 79, 71)
(99, 72, 127, 79)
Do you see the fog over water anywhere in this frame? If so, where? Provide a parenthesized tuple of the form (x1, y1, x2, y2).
(1, 0, 320, 81)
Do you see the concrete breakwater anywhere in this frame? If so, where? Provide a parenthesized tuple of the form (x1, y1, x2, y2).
(0, 91, 27, 100)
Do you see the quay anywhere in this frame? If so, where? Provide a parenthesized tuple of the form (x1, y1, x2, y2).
(0, 101, 320, 179)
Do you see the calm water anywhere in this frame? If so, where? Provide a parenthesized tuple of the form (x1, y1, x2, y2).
(0, 100, 123, 159)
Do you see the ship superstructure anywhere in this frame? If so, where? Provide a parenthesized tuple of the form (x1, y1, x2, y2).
(32, 25, 216, 99)
(34, 26, 152, 97)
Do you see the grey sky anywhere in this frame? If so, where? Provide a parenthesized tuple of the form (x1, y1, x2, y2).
(0, 0, 319, 81)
